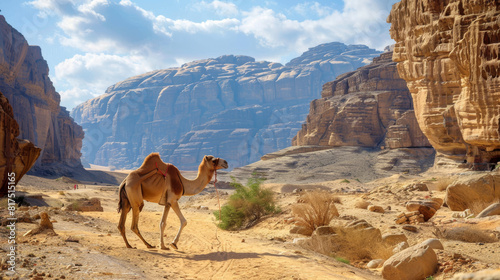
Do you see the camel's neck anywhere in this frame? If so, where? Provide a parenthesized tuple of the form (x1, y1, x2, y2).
(179, 164, 215, 196)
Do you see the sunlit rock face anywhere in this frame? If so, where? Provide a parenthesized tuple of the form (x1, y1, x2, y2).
(72, 42, 381, 170)
(293, 51, 430, 150)
(388, 1, 500, 168)
(0, 16, 84, 175)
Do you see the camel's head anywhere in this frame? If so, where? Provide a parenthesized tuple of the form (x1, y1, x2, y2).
(204, 155, 229, 170)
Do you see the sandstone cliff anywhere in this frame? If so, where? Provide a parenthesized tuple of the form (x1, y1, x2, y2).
(388, 0, 500, 168)
(72, 43, 381, 170)
(0, 16, 84, 175)
(0, 91, 40, 196)
(293, 51, 431, 150)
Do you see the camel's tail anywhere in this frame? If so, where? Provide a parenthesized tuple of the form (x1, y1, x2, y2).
(117, 180, 130, 213)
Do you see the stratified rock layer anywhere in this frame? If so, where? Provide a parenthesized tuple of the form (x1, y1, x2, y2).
(293, 52, 430, 150)
(72, 43, 381, 170)
(0, 16, 84, 175)
(0, 91, 40, 196)
(388, 1, 500, 168)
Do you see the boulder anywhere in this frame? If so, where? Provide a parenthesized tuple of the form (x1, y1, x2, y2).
(368, 205, 385, 213)
(392, 241, 409, 254)
(367, 259, 384, 269)
(419, 239, 444, 250)
(445, 173, 500, 211)
(477, 203, 500, 218)
(382, 245, 438, 280)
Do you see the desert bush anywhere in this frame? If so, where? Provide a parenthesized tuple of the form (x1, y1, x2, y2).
(214, 178, 279, 230)
(469, 199, 500, 216)
(434, 227, 498, 243)
(332, 227, 393, 261)
(292, 191, 339, 233)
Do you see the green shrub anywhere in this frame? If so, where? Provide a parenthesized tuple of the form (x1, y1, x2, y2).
(214, 177, 279, 230)
(334, 256, 350, 265)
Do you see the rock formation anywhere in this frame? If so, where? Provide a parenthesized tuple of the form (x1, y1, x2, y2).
(293, 51, 431, 150)
(0, 16, 84, 175)
(388, 1, 500, 168)
(0, 91, 40, 196)
(72, 42, 381, 170)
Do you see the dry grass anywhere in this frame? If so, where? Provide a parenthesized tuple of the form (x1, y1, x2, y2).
(469, 199, 500, 216)
(292, 191, 339, 233)
(433, 177, 455, 192)
(332, 227, 393, 261)
(434, 227, 498, 243)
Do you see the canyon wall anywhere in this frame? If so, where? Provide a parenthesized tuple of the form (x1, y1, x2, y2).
(0, 91, 40, 196)
(72, 43, 381, 170)
(0, 16, 84, 175)
(388, 0, 500, 167)
(293, 51, 431, 150)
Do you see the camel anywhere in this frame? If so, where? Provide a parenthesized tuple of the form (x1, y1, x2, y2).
(117, 153, 228, 249)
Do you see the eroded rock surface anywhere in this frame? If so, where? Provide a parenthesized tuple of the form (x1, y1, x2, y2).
(0, 91, 40, 196)
(389, 1, 500, 168)
(293, 51, 430, 150)
(0, 16, 84, 175)
(72, 43, 381, 170)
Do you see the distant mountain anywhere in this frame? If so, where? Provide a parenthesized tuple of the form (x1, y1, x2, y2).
(71, 42, 381, 170)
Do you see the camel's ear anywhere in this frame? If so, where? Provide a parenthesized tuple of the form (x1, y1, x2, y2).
(205, 155, 214, 162)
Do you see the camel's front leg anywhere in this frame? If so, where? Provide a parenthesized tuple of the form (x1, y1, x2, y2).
(159, 204, 171, 250)
(170, 200, 186, 250)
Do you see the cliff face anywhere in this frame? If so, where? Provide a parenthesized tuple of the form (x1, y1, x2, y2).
(388, 0, 500, 167)
(72, 43, 381, 170)
(293, 52, 431, 150)
(0, 92, 40, 196)
(0, 16, 84, 174)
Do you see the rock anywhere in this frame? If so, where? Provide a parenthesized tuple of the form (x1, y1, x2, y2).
(0, 92, 40, 196)
(419, 239, 444, 250)
(367, 259, 384, 269)
(404, 183, 428, 192)
(392, 241, 409, 254)
(0, 16, 84, 175)
(445, 173, 500, 211)
(405, 200, 439, 221)
(354, 199, 371, 209)
(402, 225, 418, 232)
(382, 245, 438, 280)
(293, 51, 431, 153)
(315, 226, 336, 236)
(452, 269, 500, 280)
(388, 0, 500, 167)
(72, 42, 382, 170)
(368, 205, 385, 213)
(382, 233, 407, 247)
(290, 226, 313, 236)
(477, 203, 500, 218)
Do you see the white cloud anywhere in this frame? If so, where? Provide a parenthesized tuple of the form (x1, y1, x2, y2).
(198, 1, 239, 17)
(292, 2, 333, 17)
(54, 53, 153, 108)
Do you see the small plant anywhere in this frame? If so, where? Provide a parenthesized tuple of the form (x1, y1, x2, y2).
(426, 276, 435, 280)
(335, 256, 350, 265)
(58, 191, 65, 195)
(340, 179, 350, 183)
(214, 177, 279, 230)
(292, 191, 339, 233)
(355, 178, 361, 183)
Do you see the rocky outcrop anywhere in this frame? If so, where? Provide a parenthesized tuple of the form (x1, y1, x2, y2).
(293, 52, 431, 150)
(0, 16, 84, 175)
(445, 173, 500, 211)
(388, 1, 500, 168)
(72, 43, 381, 170)
(0, 91, 40, 196)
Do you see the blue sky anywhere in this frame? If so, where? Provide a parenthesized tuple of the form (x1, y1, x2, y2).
(1, 0, 397, 110)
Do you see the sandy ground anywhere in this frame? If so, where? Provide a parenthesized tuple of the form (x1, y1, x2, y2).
(1, 156, 499, 280)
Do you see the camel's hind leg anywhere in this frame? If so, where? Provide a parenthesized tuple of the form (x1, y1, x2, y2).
(159, 204, 171, 250)
(170, 200, 187, 250)
(117, 203, 133, 248)
(130, 204, 155, 249)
